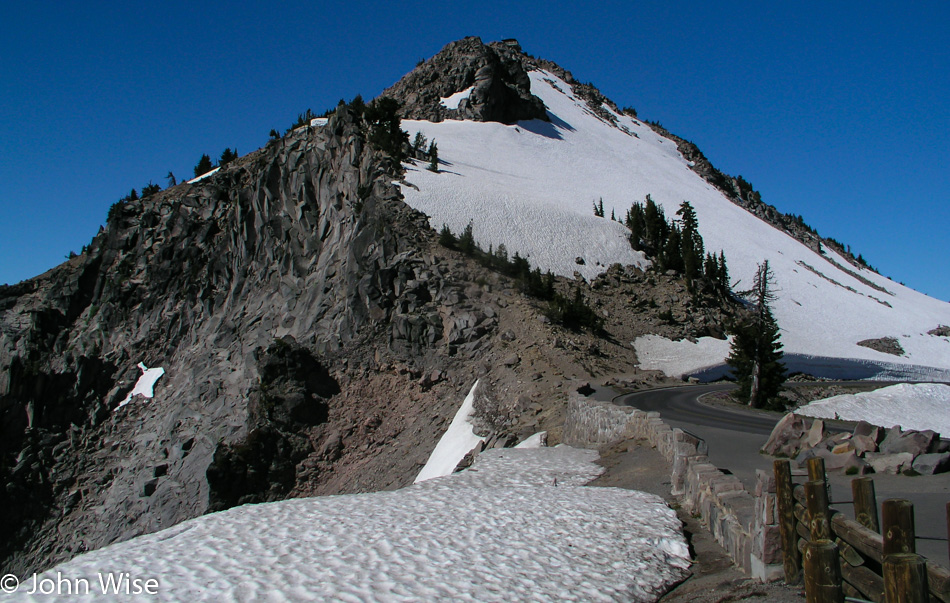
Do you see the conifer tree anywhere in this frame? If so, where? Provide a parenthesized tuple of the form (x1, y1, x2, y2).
(717, 251, 730, 292)
(676, 201, 704, 281)
(141, 182, 161, 197)
(438, 224, 457, 249)
(364, 96, 408, 163)
(413, 132, 427, 154)
(194, 154, 214, 178)
(166, 171, 177, 187)
(219, 147, 238, 167)
(458, 221, 476, 255)
(727, 260, 786, 408)
(427, 141, 438, 172)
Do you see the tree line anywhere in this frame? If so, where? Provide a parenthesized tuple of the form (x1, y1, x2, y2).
(438, 222, 603, 332)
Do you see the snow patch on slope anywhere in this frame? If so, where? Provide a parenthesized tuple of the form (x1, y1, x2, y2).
(115, 363, 165, 410)
(796, 383, 950, 435)
(634, 335, 732, 378)
(14, 447, 691, 602)
(398, 69, 950, 376)
(440, 85, 474, 110)
(415, 380, 485, 483)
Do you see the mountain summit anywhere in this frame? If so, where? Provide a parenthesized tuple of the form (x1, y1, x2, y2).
(389, 37, 950, 379)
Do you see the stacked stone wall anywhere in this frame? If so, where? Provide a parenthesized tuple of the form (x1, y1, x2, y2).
(563, 392, 782, 581)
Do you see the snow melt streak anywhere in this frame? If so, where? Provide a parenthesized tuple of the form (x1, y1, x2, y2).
(17, 447, 690, 603)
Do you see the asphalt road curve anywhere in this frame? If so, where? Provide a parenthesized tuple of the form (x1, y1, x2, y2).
(611, 382, 950, 568)
(616, 383, 779, 436)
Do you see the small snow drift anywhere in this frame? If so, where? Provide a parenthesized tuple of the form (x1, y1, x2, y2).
(440, 85, 474, 110)
(115, 362, 165, 410)
(415, 380, 485, 483)
(14, 447, 691, 602)
(796, 383, 950, 434)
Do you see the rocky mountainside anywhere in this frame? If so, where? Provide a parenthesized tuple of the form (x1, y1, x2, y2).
(0, 50, 742, 575)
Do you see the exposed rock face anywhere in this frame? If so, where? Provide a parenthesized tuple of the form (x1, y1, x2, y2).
(856, 336, 905, 356)
(383, 37, 547, 124)
(0, 106, 510, 575)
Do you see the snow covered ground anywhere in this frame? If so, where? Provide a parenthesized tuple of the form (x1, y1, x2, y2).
(10, 447, 690, 602)
(397, 70, 950, 379)
(796, 383, 950, 435)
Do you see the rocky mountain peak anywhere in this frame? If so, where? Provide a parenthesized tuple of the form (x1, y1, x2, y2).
(382, 36, 547, 124)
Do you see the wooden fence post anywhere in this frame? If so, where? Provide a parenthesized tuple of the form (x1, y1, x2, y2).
(882, 499, 915, 556)
(806, 479, 832, 541)
(774, 459, 801, 583)
(852, 477, 879, 532)
(807, 456, 826, 483)
(804, 540, 844, 603)
(883, 553, 928, 603)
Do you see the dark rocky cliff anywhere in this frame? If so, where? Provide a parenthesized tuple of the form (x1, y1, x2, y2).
(0, 104, 513, 575)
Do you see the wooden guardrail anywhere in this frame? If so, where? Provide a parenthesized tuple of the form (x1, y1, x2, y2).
(774, 458, 950, 603)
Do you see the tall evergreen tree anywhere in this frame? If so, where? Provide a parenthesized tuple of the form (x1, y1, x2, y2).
(413, 132, 427, 154)
(364, 96, 408, 163)
(194, 154, 214, 178)
(727, 260, 786, 408)
(427, 141, 438, 172)
(717, 251, 730, 292)
(676, 201, 704, 281)
(219, 147, 238, 167)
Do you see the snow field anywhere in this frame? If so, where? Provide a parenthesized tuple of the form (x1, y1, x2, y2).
(13, 447, 691, 602)
(796, 383, 950, 435)
(397, 70, 950, 376)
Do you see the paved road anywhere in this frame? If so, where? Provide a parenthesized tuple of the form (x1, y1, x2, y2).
(611, 383, 950, 567)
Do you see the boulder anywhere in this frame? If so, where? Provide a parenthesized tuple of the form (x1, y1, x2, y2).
(853, 420, 881, 441)
(880, 429, 936, 457)
(911, 452, 950, 475)
(819, 432, 850, 450)
(805, 419, 825, 448)
(825, 449, 858, 471)
(865, 452, 914, 475)
(831, 442, 855, 455)
(850, 434, 878, 456)
(797, 447, 857, 471)
(763, 413, 808, 458)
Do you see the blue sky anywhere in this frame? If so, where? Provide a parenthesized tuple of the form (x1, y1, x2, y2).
(2, 1, 948, 301)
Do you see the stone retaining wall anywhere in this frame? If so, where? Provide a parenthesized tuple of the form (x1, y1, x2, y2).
(563, 392, 783, 581)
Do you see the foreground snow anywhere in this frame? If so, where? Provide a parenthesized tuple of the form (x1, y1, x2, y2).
(398, 69, 950, 378)
(796, 383, 950, 435)
(14, 447, 690, 602)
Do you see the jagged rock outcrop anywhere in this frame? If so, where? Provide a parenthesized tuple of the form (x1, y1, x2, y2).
(0, 104, 507, 575)
(383, 37, 547, 124)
